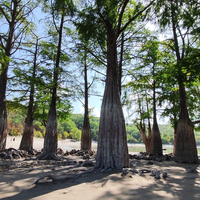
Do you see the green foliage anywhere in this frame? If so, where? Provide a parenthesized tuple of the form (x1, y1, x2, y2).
(58, 118, 81, 139)
(69, 114, 84, 129)
(8, 127, 22, 136)
(6, 107, 200, 145)
(90, 118, 99, 141)
(0, 46, 10, 73)
(34, 131, 44, 138)
(63, 131, 70, 138)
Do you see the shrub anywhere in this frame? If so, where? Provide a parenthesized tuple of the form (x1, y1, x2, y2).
(34, 131, 43, 138)
(8, 127, 21, 136)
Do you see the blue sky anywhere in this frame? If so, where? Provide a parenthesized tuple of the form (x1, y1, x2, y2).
(1, 4, 168, 124)
(33, 7, 168, 124)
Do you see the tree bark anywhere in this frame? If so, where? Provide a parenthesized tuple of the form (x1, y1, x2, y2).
(118, 32, 124, 96)
(96, 28, 129, 169)
(81, 52, 92, 151)
(170, 2, 198, 162)
(38, 98, 58, 160)
(0, 1, 18, 151)
(173, 127, 177, 155)
(151, 80, 162, 156)
(175, 83, 198, 163)
(0, 68, 8, 151)
(38, 13, 64, 160)
(19, 39, 38, 152)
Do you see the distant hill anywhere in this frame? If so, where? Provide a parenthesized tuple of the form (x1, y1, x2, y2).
(7, 110, 200, 145)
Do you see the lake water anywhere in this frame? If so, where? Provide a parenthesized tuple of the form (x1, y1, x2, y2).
(128, 143, 200, 155)
(6, 137, 200, 155)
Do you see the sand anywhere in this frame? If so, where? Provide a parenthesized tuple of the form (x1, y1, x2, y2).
(5, 136, 87, 152)
(1, 136, 200, 200)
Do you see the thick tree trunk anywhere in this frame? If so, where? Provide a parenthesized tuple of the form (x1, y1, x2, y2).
(81, 55, 92, 151)
(118, 32, 124, 96)
(19, 85, 34, 152)
(38, 98, 59, 160)
(81, 115, 92, 151)
(151, 122, 162, 156)
(0, 1, 18, 151)
(38, 71, 59, 160)
(19, 112, 34, 152)
(173, 124, 177, 155)
(151, 80, 162, 156)
(38, 13, 64, 160)
(0, 68, 8, 151)
(96, 29, 129, 169)
(175, 83, 198, 163)
(171, 97, 178, 155)
(170, 3, 198, 162)
(19, 39, 38, 152)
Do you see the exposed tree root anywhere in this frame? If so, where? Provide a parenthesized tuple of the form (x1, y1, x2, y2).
(33, 174, 73, 184)
(37, 152, 61, 161)
(80, 160, 94, 167)
(30, 168, 94, 186)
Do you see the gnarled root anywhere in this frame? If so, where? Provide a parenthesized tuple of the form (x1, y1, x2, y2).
(37, 152, 61, 161)
(32, 169, 94, 185)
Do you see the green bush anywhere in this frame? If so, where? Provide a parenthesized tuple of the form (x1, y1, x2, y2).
(8, 127, 21, 136)
(34, 131, 43, 138)
(62, 131, 70, 139)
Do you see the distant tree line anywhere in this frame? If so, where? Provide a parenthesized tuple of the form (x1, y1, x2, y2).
(7, 110, 200, 145)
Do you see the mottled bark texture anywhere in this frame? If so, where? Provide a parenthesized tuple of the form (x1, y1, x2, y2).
(151, 122, 163, 156)
(0, 68, 8, 151)
(150, 81, 162, 156)
(81, 55, 92, 151)
(19, 39, 38, 152)
(175, 84, 198, 163)
(173, 127, 177, 155)
(0, 0, 18, 151)
(81, 115, 92, 151)
(19, 88, 35, 152)
(19, 115, 34, 152)
(38, 102, 59, 160)
(118, 32, 124, 96)
(169, 1, 198, 162)
(96, 29, 129, 169)
(38, 13, 64, 160)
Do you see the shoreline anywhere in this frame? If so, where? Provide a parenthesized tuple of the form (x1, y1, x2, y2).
(6, 136, 200, 155)
(5, 136, 174, 155)
(5, 136, 153, 150)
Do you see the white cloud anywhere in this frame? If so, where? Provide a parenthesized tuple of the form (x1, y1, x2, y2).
(91, 107, 100, 117)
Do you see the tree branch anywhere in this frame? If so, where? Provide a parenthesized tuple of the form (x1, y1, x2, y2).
(192, 120, 200, 125)
(0, 4, 10, 23)
(119, 0, 155, 37)
(116, 0, 129, 36)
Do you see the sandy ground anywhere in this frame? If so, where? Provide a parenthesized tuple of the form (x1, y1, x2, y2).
(5, 136, 87, 151)
(1, 137, 200, 200)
